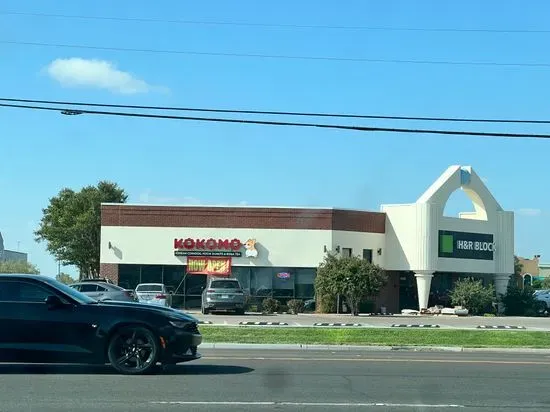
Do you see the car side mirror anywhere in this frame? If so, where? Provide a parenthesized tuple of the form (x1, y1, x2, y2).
(45, 295, 64, 309)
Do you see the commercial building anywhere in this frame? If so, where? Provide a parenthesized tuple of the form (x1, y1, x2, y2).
(0, 232, 27, 263)
(100, 165, 514, 312)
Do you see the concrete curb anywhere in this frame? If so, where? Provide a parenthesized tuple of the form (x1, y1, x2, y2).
(199, 342, 550, 354)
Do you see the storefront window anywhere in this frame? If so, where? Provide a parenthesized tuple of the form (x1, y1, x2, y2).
(140, 265, 163, 284)
(295, 268, 316, 298)
(251, 267, 272, 296)
(118, 264, 141, 290)
(163, 266, 185, 293)
(231, 267, 251, 292)
(272, 267, 294, 299)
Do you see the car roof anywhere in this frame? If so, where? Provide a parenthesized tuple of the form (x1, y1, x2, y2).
(209, 278, 239, 282)
(0, 274, 44, 280)
(136, 283, 164, 286)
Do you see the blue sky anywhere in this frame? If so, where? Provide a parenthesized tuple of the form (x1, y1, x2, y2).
(1, 0, 549, 277)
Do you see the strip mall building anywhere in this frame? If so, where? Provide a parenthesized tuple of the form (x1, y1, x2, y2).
(100, 165, 514, 313)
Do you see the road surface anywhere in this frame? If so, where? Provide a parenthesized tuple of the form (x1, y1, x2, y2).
(1, 349, 549, 411)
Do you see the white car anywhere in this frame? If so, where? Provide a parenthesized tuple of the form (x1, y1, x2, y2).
(135, 283, 172, 307)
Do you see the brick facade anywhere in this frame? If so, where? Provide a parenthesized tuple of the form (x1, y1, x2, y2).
(100, 263, 119, 284)
(101, 204, 386, 233)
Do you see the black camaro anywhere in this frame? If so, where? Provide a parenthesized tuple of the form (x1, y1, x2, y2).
(0, 274, 202, 375)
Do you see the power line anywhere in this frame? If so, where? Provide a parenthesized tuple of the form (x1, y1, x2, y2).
(1, 102, 548, 139)
(2, 97, 550, 125)
(3, 40, 550, 68)
(2, 11, 549, 34)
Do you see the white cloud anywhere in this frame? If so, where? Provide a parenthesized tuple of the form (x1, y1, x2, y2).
(45, 58, 167, 94)
(516, 208, 542, 217)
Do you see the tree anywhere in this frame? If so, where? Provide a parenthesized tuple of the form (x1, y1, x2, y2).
(449, 277, 494, 315)
(35, 181, 127, 280)
(56, 272, 76, 285)
(315, 254, 388, 316)
(0, 260, 40, 274)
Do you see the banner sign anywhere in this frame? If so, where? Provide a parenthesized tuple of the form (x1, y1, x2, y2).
(186, 257, 232, 276)
(174, 238, 242, 257)
(438, 230, 495, 261)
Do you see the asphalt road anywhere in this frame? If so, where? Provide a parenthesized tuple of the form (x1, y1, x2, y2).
(190, 311, 550, 330)
(1, 349, 549, 411)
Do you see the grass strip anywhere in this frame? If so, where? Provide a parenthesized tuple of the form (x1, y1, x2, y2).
(199, 326, 550, 348)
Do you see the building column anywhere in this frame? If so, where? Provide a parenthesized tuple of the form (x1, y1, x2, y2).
(414, 271, 434, 311)
(494, 273, 511, 314)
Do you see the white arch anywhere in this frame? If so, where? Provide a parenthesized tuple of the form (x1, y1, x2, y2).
(416, 165, 502, 221)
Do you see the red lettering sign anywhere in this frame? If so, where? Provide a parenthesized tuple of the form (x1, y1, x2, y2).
(174, 238, 243, 250)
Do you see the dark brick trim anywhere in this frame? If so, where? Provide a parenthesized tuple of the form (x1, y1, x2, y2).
(101, 205, 385, 233)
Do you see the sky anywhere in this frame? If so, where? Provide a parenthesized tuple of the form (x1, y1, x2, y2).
(1, 0, 549, 277)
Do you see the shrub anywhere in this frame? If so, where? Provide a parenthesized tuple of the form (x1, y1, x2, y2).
(287, 299, 305, 314)
(501, 284, 542, 316)
(449, 277, 494, 316)
(262, 297, 279, 314)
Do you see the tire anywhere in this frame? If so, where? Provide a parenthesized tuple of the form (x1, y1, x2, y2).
(235, 308, 245, 315)
(201, 306, 209, 315)
(107, 326, 160, 375)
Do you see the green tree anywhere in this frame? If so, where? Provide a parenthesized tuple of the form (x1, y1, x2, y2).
(56, 272, 76, 285)
(35, 181, 127, 280)
(315, 254, 388, 316)
(0, 260, 40, 274)
(449, 277, 494, 316)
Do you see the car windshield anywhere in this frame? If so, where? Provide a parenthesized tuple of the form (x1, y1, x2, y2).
(136, 284, 163, 292)
(41, 277, 98, 304)
(210, 280, 240, 289)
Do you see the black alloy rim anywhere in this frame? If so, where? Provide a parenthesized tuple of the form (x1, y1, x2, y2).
(114, 329, 156, 372)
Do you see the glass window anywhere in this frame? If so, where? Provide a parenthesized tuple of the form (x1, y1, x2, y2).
(251, 267, 272, 296)
(210, 280, 241, 289)
(185, 274, 206, 296)
(79, 284, 99, 292)
(96, 285, 109, 292)
(363, 249, 373, 263)
(119, 264, 141, 290)
(272, 268, 294, 299)
(163, 265, 185, 292)
(231, 267, 251, 292)
(141, 265, 163, 284)
(295, 268, 316, 298)
(19, 283, 51, 302)
(342, 248, 352, 258)
(0, 281, 52, 303)
(136, 284, 163, 292)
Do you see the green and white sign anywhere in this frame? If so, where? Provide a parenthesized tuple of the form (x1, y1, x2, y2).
(438, 230, 495, 261)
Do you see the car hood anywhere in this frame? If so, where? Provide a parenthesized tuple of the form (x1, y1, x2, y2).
(96, 300, 199, 322)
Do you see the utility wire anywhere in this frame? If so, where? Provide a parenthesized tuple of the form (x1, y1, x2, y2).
(2, 40, 550, 68)
(2, 11, 549, 34)
(1, 102, 548, 139)
(2, 97, 550, 125)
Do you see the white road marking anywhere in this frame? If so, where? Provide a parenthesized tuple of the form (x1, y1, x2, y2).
(150, 401, 464, 408)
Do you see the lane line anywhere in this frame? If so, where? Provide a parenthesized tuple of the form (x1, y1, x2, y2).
(150, 401, 464, 408)
(201, 356, 550, 365)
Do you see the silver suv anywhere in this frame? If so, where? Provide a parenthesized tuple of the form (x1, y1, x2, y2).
(201, 278, 245, 314)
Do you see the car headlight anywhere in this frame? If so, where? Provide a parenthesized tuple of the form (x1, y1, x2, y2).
(169, 320, 190, 328)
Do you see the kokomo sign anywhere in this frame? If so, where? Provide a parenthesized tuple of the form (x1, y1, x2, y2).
(438, 230, 495, 261)
(174, 238, 243, 257)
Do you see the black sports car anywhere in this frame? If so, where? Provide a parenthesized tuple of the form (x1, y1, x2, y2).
(0, 274, 202, 375)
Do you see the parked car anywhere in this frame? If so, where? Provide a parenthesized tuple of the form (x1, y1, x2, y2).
(135, 283, 172, 307)
(80, 278, 116, 285)
(201, 277, 245, 314)
(0, 274, 202, 375)
(69, 281, 137, 302)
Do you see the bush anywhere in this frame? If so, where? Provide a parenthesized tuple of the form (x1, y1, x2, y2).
(501, 284, 542, 316)
(262, 297, 280, 314)
(315, 254, 387, 315)
(316, 295, 336, 313)
(449, 277, 494, 316)
(287, 299, 305, 314)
